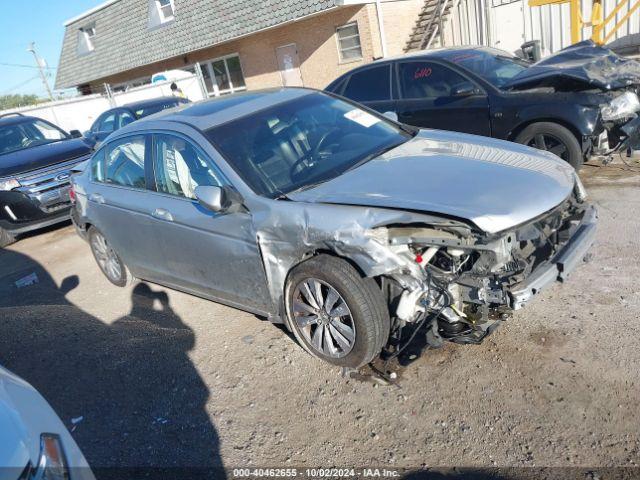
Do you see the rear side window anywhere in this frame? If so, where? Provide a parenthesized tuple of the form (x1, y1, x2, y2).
(153, 134, 224, 199)
(104, 135, 146, 188)
(342, 65, 391, 102)
(398, 61, 469, 99)
(118, 111, 135, 128)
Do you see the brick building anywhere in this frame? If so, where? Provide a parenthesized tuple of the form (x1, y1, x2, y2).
(55, 0, 424, 95)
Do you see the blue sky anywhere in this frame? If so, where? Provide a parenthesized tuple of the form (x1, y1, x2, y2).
(0, 1, 100, 97)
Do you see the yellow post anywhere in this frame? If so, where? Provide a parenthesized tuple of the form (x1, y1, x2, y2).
(591, 0, 604, 44)
(570, 0, 582, 43)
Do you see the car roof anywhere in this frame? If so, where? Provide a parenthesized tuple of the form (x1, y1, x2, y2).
(117, 88, 314, 133)
(373, 45, 504, 64)
(95, 96, 184, 116)
(0, 114, 42, 127)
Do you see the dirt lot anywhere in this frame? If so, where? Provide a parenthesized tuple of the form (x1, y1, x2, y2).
(0, 161, 639, 478)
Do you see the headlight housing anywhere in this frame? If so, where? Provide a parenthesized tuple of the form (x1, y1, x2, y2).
(33, 433, 69, 480)
(601, 91, 640, 122)
(0, 177, 20, 191)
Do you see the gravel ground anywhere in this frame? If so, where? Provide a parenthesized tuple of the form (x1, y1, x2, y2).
(0, 161, 639, 479)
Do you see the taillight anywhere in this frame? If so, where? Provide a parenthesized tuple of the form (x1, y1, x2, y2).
(69, 184, 76, 203)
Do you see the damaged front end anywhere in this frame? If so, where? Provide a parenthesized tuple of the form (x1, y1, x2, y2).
(505, 40, 640, 156)
(597, 91, 640, 154)
(373, 188, 597, 351)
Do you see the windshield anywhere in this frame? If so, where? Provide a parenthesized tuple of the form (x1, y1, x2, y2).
(206, 93, 411, 198)
(134, 99, 187, 118)
(0, 118, 68, 155)
(448, 50, 530, 88)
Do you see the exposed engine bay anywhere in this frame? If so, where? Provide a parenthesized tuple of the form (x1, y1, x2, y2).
(374, 187, 596, 359)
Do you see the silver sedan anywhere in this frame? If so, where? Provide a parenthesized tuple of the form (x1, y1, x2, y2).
(71, 88, 596, 368)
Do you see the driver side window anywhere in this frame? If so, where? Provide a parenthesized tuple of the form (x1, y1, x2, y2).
(153, 134, 224, 200)
(399, 61, 469, 100)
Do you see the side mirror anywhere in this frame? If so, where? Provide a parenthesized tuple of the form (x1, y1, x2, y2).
(195, 185, 243, 213)
(69, 129, 83, 138)
(83, 131, 92, 138)
(452, 82, 478, 97)
(382, 111, 399, 122)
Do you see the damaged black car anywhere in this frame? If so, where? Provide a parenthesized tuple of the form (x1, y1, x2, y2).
(325, 40, 640, 170)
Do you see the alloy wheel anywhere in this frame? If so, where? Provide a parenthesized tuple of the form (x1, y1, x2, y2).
(291, 278, 356, 358)
(91, 231, 122, 283)
(527, 133, 569, 161)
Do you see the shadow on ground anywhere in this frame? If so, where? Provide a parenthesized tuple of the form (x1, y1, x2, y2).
(0, 247, 225, 479)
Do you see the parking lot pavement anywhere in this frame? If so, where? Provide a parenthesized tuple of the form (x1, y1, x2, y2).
(0, 162, 639, 474)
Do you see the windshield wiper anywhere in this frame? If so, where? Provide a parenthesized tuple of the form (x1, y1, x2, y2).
(345, 140, 404, 174)
(284, 178, 333, 197)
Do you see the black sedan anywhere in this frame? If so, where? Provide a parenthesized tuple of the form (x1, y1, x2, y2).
(325, 41, 640, 169)
(84, 96, 190, 145)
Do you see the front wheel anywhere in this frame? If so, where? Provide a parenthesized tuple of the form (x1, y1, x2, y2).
(285, 255, 390, 368)
(514, 122, 583, 170)
(88, 227, 132, 287)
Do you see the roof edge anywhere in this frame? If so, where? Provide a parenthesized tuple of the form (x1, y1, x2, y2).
(63, 0, 121, 26)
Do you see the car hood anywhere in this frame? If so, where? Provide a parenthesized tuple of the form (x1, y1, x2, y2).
(289, 130, 577, 234)
(0, 365, 94, 480)
(0, 138, 92, 178)
(504, 40, 640, 91)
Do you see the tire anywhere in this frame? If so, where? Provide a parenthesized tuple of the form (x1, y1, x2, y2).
(514, 122, 584, 170)
(88, 226, 132, 287)
(0, 228, 16, 248)
(285, 254, 390, 368)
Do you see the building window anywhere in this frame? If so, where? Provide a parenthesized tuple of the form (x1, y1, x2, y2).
(77, 25, 96, 56)
(336, 22, 363, 62)
(188, 54, 246, 96)
(149, 0, 175, 29)
(157, 0, 175, 21)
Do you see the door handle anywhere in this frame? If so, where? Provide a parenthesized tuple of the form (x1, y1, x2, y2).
(89, 193, 105, 204)
(152, 208, 174, 222)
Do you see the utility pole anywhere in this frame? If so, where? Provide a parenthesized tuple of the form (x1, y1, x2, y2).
(27, 42, 55, 101)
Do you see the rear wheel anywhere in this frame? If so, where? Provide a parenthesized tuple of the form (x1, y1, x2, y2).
(88, 227, 132, 287)
(285, 255, 390, 368)
(515, 122, 583, 170)
(0, 228, 16, 248)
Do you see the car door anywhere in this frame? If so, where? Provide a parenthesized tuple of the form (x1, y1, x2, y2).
(339, 63, 396, 115)
(86, 134, 165, 281)
(145, 132, 273, 313)
(395, 60, 491, 136)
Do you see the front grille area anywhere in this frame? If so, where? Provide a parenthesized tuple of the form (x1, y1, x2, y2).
(509, 196, 586, 280)
(16, 156, 89, 213)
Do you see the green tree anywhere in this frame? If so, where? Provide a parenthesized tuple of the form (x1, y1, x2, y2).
(0, 94, 42, 110)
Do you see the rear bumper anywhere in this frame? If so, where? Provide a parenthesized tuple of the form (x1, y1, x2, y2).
(70, 205, 89, 240)
(508, 203, 597, 309)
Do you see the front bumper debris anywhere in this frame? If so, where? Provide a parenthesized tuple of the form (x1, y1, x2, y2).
(508, 204, 597, 309)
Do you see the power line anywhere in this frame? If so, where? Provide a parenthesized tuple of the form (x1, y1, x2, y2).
(0, 61, 56, 70)
(0, 76, 41, 95)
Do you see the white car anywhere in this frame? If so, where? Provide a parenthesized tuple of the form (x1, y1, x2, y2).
(0, 365, 94, 480)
